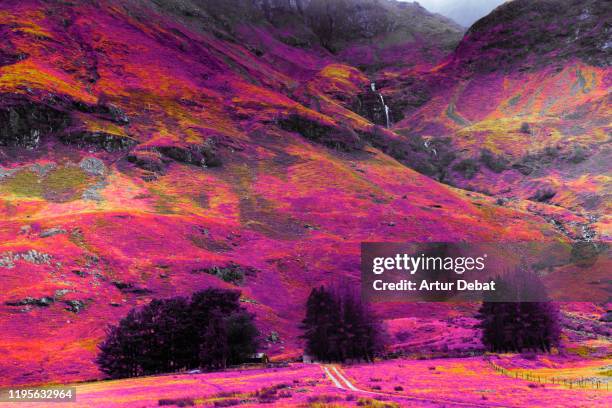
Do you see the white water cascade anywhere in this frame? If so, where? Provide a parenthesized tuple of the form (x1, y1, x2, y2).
(371, 82, 391, 128)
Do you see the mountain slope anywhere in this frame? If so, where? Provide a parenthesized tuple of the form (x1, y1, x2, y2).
(381, 0, 611, 240)
(0, 0, 566, 386)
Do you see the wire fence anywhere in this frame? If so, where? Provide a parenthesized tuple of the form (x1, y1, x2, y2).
(486, 359, 609, 391)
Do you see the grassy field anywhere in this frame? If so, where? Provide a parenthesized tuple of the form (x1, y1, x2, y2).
(1, 356, 609, 407)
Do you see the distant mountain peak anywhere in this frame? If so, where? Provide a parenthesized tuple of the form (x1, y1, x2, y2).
(451, 0, 611, 72)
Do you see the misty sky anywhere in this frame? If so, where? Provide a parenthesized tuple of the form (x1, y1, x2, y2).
(410, 0, 508, 27)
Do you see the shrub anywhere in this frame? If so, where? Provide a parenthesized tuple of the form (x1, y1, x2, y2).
(520, 122, 531, 134)
(357, 398, 400, 408)
(278, 390, 292, 398)
(213, 399, 241, 407)
(530, 188, 556, 202)
(254, 383, 291, 404)
(197, 263, 257, 285)
(215, 391, 239, 398)
(567, 145, 588, 164)
(480, 149, 509, 173)
(394, 331, 410, 342)
(394, 386, 403, 391)
(308, 395, 342, 403)
(158, 397, 195, 407)
(97, 288, 259, 379)
(453, 158, 480, 179)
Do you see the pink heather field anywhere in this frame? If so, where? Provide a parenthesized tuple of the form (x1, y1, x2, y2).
(1, 356, 610, 407)
(0, 0, 610, 407)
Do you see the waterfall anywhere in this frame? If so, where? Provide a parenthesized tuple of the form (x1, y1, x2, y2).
(371, 82, 391, 128)
(378, 93, 391, 129)
(384, 105, 390, 129)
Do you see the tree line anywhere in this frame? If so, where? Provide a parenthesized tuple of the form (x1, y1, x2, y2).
(97, 269, 560, 378)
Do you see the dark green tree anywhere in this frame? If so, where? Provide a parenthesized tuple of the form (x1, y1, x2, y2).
(477, 270, 560, 353)
(97, 288, 260, 379)
(301, 285, 386, 362)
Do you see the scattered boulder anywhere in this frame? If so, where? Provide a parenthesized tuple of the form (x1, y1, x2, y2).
(55, 289, 71, 298)
(5, 296, 54, 307)
(64, 300, 86, 313)
(79, 157, 107, 176)
(0, 250, 52, 268)
(40, 228, 67, 238)
(111, 281, 152, 295)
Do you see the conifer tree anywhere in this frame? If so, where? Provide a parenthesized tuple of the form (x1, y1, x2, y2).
(301, 285, 386, 362)
(97, 288, 260, 379)
(477, 270, 560, 353)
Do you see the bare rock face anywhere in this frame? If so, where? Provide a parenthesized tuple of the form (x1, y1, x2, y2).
(127, 150, 167, 174)
(59, 131, 137, 152)
(151, 0, 462, 54)
(0, 94, 133, 151)
(0, 96, 70, 149)
(157, 141, 222, 168)
(278, 112, 364, 151)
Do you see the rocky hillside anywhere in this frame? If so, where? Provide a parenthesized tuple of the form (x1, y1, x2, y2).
(146, 0, 464, 71)
(380, 0, 611, 241)
(0, 0, 607, 387)
(451, 0, 612, 72)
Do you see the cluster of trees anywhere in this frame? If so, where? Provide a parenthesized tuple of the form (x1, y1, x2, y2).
(300, 285, 386, 362)
(476, 270, 560, 353)
(97, 269, 562, 380)
(96, 288, 259, 379)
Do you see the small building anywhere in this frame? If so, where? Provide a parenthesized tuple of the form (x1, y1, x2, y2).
(247, 353, 269, 364)
(302, 354, 316, 364)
